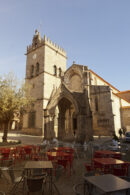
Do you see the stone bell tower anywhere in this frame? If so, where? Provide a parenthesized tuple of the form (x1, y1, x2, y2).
(22, 30, 67, 136)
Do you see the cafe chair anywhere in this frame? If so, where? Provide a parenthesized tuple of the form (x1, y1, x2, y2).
(23, 146, 32, 160)
(112, 165, 128, 177)
(119, 176, 130, 194)
(0, 159, 14, 183)
(84, 163, 94, 172)
(0, 148, 10, 161)
(25, 175, 46, 195)
(0, 165, 25, 194)
(0, 192, 6, 195)
(53, 164, 64, 180)
(73, 183, 88, 195)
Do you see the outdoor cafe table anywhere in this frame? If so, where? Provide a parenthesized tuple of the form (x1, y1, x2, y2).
(94, 150, 121, 159)
(53, 147, 74, 152)
(46, 151, 71, 160)
(84, 174, 130, 195)
(24, 160, 53, 169)
(93, 158, 127, 175)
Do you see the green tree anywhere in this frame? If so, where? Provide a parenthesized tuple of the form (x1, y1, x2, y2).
(0, 73, 33, 142)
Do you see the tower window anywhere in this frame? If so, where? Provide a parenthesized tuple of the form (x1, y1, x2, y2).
(30, 65, 34, 77)
(36, 63, 39, 75)
(59, 68, 62, 77)
(54, 65, 57, 76)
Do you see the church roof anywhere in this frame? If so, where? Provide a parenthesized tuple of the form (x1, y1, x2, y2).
(121, 106, 130, 109)
(116, 90, 130, 103)
(117, 90, 130, 94)
(112, 92, 130, 103)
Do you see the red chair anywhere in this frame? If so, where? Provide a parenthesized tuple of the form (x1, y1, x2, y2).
(16, 146, 26, 161)
(46, 152, 55, 161)
(94, 153, 103, 158)
(57, 159, 68, 175)
(23, 146, 32, 160)
(1, 148, 10, 160)
(31, 145, 45, 161)
(112, 164, 127, 177)
(64, 153, 74, 176)
(84, 163, 94, 172)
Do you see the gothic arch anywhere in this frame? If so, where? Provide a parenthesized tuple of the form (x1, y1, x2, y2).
(46, 84, 79, 116)
(64, 65, 84, 92)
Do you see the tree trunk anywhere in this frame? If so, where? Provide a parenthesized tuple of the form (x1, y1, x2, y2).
(2, 122, 9, 142)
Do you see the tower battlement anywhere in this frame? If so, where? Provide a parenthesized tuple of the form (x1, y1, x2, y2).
(27, 30, 66, 57)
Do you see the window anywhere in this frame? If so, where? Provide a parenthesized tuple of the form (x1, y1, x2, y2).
(54, 65, 57, 76)
(95, 96, 98, 112)
(30, 65, 34, 77)
(59, 67, 61, 77)
(36, 63, 39, 75)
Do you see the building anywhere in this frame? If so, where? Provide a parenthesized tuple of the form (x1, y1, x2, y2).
(22, 30, 130, 142)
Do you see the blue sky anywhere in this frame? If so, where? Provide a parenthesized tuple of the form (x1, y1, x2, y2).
(0, 0, 130, 91)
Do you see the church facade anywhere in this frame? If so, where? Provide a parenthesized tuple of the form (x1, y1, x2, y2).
(22, 31, 130, 142)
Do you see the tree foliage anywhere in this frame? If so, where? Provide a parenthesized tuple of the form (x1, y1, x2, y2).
(0, 73, 34, 142)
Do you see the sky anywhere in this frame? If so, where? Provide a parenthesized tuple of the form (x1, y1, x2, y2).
(0, 0, 130, 91)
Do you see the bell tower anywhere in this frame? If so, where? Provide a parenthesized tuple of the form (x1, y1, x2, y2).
(22, 30, 67, 136)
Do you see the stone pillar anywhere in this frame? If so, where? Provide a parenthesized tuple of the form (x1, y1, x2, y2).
(76, 115, 86, 143)
(58, 114, 65, 140)
(50, 116, 55, 139)
(44, 116, 49, 139)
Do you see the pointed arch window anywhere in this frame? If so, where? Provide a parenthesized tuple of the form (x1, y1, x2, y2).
(36, 62, 39, 75)
(54, 65, 57, 76)
(30, 65, 34, 77)
(59, 67, 62, 77)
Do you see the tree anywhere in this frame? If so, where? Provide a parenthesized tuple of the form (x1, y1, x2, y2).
(0, 73, 33, 142)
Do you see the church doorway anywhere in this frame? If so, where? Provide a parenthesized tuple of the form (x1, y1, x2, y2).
(57, 97, 77, 140)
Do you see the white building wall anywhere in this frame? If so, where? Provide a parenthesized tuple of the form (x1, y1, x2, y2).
(121, 98, 130, 107)
(111, 93, 122, 135)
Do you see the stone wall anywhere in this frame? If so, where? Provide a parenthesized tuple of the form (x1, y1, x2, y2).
(121, 107, 130, 131)
(90, 85, 114, 136)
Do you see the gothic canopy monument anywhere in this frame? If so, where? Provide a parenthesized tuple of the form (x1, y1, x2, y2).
(22, 30, 130, 142)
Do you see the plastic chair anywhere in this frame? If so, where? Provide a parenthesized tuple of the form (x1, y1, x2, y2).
(112, 167, 127, 177)
(1, 148, 10, 161)
(84, 163, 94, 172)
(23, 146, 32, 160)
(0, 165, 25, 194)
(120, 176, 130, 194)
(0, 192, 6, 195)
(73, 183, 88, 195)
(16, 146, 26, 161)
(25, 175, 46, 195)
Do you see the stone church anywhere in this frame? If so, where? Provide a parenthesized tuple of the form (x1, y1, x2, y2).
(22, 30, 130, 142)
